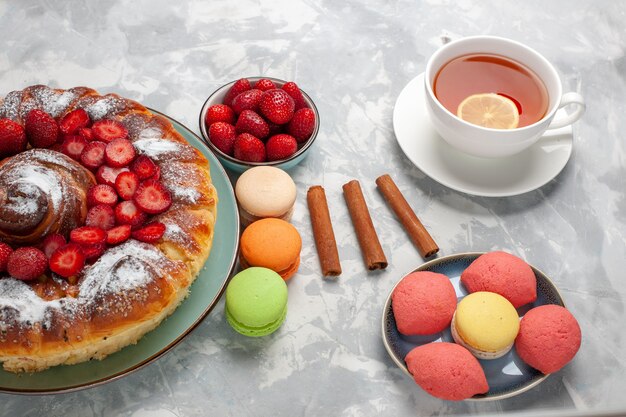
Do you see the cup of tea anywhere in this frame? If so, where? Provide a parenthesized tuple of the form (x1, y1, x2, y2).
(424, 36, 585, 158)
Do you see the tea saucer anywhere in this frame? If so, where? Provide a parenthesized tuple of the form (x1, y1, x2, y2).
(393, 74, 573, 197)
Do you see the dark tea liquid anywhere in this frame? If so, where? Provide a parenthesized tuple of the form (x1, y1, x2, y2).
(434, 53, 549, 127)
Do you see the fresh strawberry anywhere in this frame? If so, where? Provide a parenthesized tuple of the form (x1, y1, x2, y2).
(78, 127, 94, 141)
(281, 82, 308, 110)
(205, 104, 235, 126)
(49, 243, 85, 278)
(115, 171, 139, 200)
(287, 108, 316, 143)
(223, 78, 251, 106)
(61, 135, 88, 161)
(59, 109, 91, 135)
(254, 79, 277, 92)
(70, 226, 107, 245)
(106, 224, 132, 245)
(266, 134, 298, 161)
(259, 89, 296, 124)
(267, 121, 284, 137)
(7, 247, 47, 281)
(134, 179, 172, 214)
(233, 133, 266, 162)
(150, 165, 161, 181)
(87, 184, 118, 207)
(231, 89, 263, 114)
(105, 138, 136, 167)
(85, 204, 116, 230)
(114, 200, 147, 229)
(235, 110, 269, 139)
(50, 142, 64, 153)
(25, 109, 59, 148)
(131, 222, 166, 243)
(0, 242, 13, 272)
(0, 119, 27, 158)
(80, 141, 107, 169)
(41, 233, 66, 259)
(91, 119, 128, 143)
(96, 165, 129, 187)
(80, 242, 106, 263)
(208, 122, 237, 155)
(130, 155, 158, 180)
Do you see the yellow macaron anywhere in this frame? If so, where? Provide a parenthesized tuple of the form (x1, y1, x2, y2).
(451, 291, 520, 360)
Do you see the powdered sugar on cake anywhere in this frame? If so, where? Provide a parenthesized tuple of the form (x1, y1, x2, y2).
(134, 136, 182, 157)
(0, 279, 60, 328)
(86, 96, 126, 120)
(80, 241, 173, 299)
(0, 240, 178, 328)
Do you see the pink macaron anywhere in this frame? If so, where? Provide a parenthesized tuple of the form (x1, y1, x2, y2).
(405, 342, 489, 401)
(461, 251, 537, 308)
(391, 271, 457, 335)
(515, 304, 582, 374)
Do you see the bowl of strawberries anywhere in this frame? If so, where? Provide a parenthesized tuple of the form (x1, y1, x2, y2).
(199, 77, 319, 173)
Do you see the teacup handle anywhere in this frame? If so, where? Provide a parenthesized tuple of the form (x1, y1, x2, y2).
(547, 92, 585, 130)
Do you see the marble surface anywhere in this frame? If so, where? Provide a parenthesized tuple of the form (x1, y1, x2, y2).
(0, 0, 625, 415)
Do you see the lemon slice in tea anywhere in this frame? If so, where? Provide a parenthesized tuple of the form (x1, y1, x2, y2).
(457, 93, 520, 129)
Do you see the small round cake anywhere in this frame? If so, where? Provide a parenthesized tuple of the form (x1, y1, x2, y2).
(391, 271, 457, 335)
(451, 291, 520, 360)
(405, 342, 489, 401)
(0, 85, 217, 373)
(461, 251, 537, 308)
(515, 304, 582, 374)
(225, 267, 288, 337)
(239, 218, 301, 280)
(235, 166, 296, 228)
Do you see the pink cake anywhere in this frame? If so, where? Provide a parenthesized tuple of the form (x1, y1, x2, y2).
(461, 251, 537, 308)
(405, 342, 489, 401)
(515, 304, 582, 374)
(391, 271, 457, 335)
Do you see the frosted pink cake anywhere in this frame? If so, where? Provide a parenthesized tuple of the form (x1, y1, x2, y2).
(405, 342, 489, 401)
(392, 271, 457, 335)
(461, 251, 537, 308)
(515, 305, 582, 374)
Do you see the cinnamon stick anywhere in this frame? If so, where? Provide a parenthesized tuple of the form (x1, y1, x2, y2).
(375, 174, 439, 258)
(307, 186, 342, 277)
(342, 180, 387, 270)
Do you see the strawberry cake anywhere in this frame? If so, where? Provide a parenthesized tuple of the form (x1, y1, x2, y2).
(0, 85, 217, 372)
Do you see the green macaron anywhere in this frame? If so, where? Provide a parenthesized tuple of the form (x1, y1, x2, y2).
(225, 267, 288, 337)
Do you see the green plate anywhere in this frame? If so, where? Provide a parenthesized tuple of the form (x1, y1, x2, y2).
(0, 112, 240, 394)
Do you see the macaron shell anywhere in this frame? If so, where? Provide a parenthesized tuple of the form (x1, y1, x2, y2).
(239, 204, 294, 229)
(391, 271, 457, 335)
(515, 304, 582, 374)
(226, 302, 287, 337)
(240, 218, 302, 275)
(461, 251, 537, 308)
(405, 342, 489, 401)
(451, 312, 513, 360)
(454, 292, 520, 353)
(235, 166, 296, 217)
(239, 254, 300, 281)
(225, 267, 288, 337)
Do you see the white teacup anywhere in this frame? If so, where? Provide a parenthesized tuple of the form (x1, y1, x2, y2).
(424, 36, 585, 158)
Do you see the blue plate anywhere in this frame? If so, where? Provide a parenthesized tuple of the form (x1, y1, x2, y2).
(0, 111, 240, 394)
(382, 252, 565, 401)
